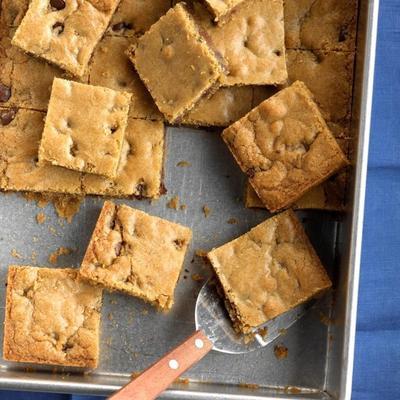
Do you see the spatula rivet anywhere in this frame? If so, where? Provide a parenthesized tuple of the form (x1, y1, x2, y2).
(169, 359, 179, 370)
(195, 339, 204, 349)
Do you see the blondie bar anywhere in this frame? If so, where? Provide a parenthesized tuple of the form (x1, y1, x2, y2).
(0, 107, 83, 194)
(3, 266, 102, 368)
(0, 26, 86, 111)
(191, 0, 287, 86)
(180, 86, 253, 127)
(284, 0, 358, 51)
(286, 49, 355, 122)
(89, 35, 162, 120)
(207, 210, 332, 334)
(108, 0, 172, 37)
(245, 171, 348, 211)
(1, 0, 29, 27)
(80, 201, 192, 310)
(0, 107, 165, 198)
(39, 78, 132, 179)
(222, 81, 349, 212)
(82, 118, 165, 198)
(11, 0, 120, 77)
(127, 3, 223, 123)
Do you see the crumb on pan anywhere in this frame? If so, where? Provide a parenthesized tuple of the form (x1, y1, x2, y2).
(167, 195, 180, 210)
(239, 383, 259, 390)
(177, 161, 192, 167)
(274, 344, 288, 360)
(36, 212, 46, 224)
(10, 249, 23, 259)
(202, 205, 211, 217)
(191, 273, 205, 282)
(48, 247, 73, 265)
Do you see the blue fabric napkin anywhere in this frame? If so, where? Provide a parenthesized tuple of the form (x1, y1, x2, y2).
(1, 1, 400, 399)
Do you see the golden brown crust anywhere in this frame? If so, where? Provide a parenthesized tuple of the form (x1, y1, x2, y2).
(286, 50, 355, 123)
(128, 3, 223, 123)
(88, 35, 162, 121)
(38, 79, 132, 178)
(11, 0, 120, 77)
(0, 108, 165, 198)
(108, 0, 172, 37)
(3, 266, 102, 368)
(284, 0, 358, 51)
(80, 201, 192, 310)
(244, 171, 348, 212)
(179, 86, 254, 127)
(191, 0, 287, 86)
(222, 81, 349, 212)
(207, 210, 332, 333)
(82, 119, 165, 198)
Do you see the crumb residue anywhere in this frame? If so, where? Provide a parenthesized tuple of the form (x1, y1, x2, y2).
(167, 195, 179, 210)
(202, 205, 211, 218)
(319, 311, 333, 326)
(174, 377, 190, 384)
(36, 212, 46, 224)
(22, 192, 83, 223)
(227, 218, 238, 224)
(107, 313, 114, 321)
(239, 383, 259, 390)
(274, 344, 288, 360)
(284, 386, 301, 394)
(11, 249, 22, 259)
(141, 309, 149, 316)
(278, 328, 287, 336)
(180, 204, 187, 210)
(177, 161, 191, 167)
(257, 327, 268, 338)
(194, 249, 207, 258)
(48, 247, 72, 264)
(191, 273, 205, 282)
(52, 195, 83, 223)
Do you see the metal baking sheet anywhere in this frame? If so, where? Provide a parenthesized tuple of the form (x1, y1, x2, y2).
(0, 0, 379, 398)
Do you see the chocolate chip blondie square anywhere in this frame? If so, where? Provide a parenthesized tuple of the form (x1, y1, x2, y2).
(38, 78, 132, 179)
(3, 266, 102, 368)
(11, 0, 120, 77)
(80, 201, 192, 310)
(127, 3, 223, 123)
(207, 210, 332, 334)
(222, 81, 349, 212)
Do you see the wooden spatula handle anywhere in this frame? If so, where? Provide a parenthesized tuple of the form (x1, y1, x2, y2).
(109, 330, 213, 400)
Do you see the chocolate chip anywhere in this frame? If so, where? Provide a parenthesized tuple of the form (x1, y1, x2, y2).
(52, 21, 64, 34)
(0, 84, 11, 102)
(247, 167, 255, 178)
(62, 342, 74, 352)
(50, 0, 66, 10)
(115, 242, 122, 256)
(159, 183, 167, 195)
(112, 21, 133, 31)
(338, 26, 347, 42)
(0, 108, 16, 125)
(110, 125, 119, 134)
(135, 182, 147, 199)
(173, 239, 185, 250)
(112, 22, 125, 31)
(273, 49, 282, 56)
(70, 142, 78, 157)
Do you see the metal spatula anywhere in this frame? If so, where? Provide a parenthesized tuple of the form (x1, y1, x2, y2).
(109, 279, 313, 400)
